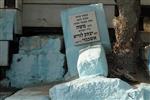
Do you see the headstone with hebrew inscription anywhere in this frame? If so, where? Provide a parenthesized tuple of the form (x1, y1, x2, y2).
(61, 3, 111, 78)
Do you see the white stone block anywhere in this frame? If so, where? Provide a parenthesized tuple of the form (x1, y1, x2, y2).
(77, 45, 108, 77)
(50, 76, 132, 100)
(50, 76, 150, 100)
(0, 41, 9, 66)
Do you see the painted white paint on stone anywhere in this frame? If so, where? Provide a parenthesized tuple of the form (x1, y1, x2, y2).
(50, 77, 132, 100)
(0, 41, 9, 66)
(77, 45, 108, 77)
(50, 76, 150, 100)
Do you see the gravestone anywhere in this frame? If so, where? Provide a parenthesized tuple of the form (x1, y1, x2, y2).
(0, 9, 16, 40)
(49, 77, 150, 100)
(6, 36, 65, 88)
(61, 3, 111, 78)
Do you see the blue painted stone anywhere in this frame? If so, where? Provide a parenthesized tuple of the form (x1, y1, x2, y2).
(7, 54, 40, 88)
(77, 45, 108, 77)
(49, 76, 150, 100)
(61, 3, 111, 78)
(0, 9, 16, 40)
(50, 76, 132, 100)
(7, 36, 65, 88)
(19, 36, 63, 54)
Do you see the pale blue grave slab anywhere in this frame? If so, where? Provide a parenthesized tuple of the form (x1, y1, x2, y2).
(49, 76, 150, 100)
(49, 76, 132, 100)
(6, 36, 65, 88)
(0, 9, 16, 40)
(61, 3, 111, 78)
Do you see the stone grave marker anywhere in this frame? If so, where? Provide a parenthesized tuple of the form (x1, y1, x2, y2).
(61, 3, 111, 78)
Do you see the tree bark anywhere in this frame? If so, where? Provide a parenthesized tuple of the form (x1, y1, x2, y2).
(112, 0, 141, 80)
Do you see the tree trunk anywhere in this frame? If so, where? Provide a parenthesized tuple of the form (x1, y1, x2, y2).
(112, 0, 141, 81)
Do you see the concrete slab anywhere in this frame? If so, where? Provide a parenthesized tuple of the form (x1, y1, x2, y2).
(50, 76, 132, 100)
(50, 76, 150, 100)
(5, 85, 52, 100)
